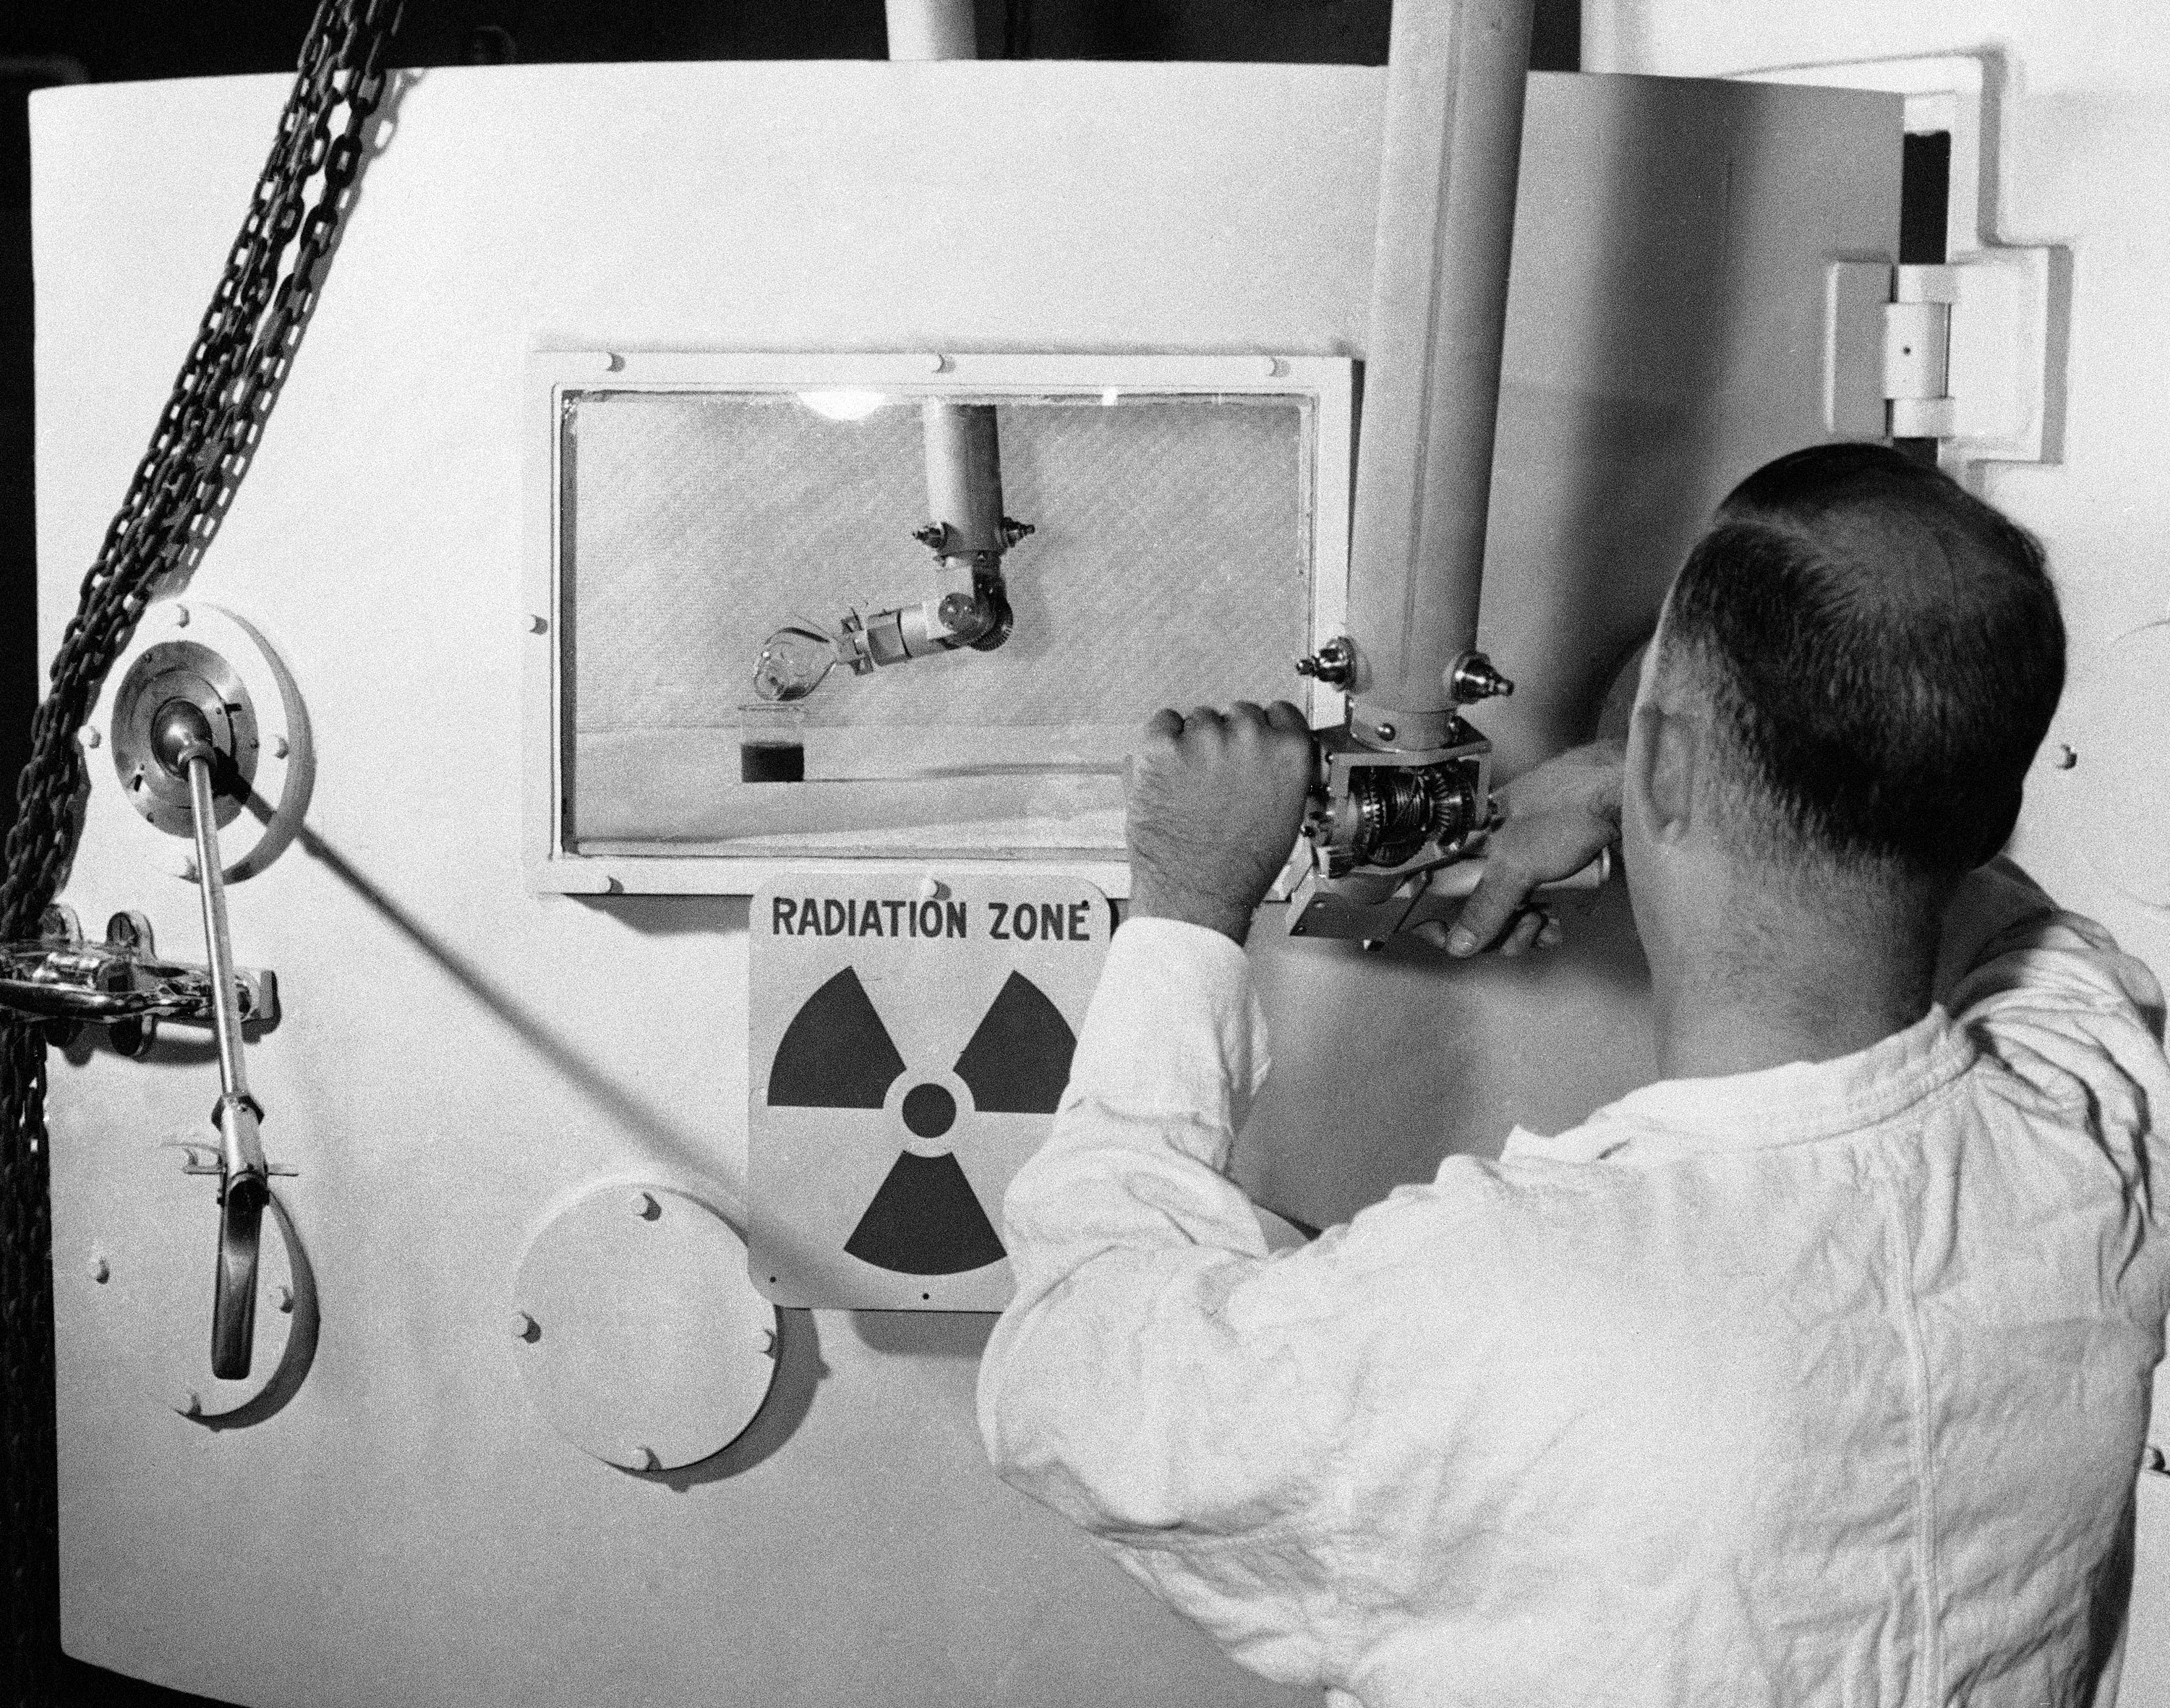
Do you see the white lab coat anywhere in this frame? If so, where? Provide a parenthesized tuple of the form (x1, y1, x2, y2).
(978, 861, 2170, 1707)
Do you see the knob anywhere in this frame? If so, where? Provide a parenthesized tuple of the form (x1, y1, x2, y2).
(1297, 637, 1355, 688)
(1446, 652, 1514, 704)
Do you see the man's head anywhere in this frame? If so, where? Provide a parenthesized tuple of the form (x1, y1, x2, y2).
(1626, 443, 2062, 978)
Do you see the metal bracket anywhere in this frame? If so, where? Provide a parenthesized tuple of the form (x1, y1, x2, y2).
(0, 906, 278, 1057)
(1824, 249, 2061, 466)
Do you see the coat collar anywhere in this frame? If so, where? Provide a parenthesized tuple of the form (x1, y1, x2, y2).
(1502, 1005, 1978, 1164)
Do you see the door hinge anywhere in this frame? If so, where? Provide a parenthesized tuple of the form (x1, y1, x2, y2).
(1822, 249, 2061, 467)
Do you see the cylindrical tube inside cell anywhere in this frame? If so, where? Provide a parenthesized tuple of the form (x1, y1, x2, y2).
(920, 400, 1007, 560)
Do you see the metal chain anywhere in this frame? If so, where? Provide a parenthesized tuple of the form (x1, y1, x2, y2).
(1, 4, 401, 1699)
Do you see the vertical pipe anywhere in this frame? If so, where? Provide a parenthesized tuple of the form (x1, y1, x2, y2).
(885, 0, 977, 61)
(891, 0, 1007, 566)
(1346, 0, 1534, 751)
(922, 401, 1007, 555)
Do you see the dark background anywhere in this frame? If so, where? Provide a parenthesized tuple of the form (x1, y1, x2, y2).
(0, 4, 1576, 1703)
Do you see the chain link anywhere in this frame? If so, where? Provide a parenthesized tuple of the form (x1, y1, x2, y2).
(2, 4, 401, 1698)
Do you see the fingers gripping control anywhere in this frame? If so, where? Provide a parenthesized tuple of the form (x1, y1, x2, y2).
(1127, 701, 1315, 944)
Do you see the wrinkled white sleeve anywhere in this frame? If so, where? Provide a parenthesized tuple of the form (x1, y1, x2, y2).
(975, 915, 1359, 1687)
(1941, 859, 2170, 1252)
(1941, 857, 2167, 1048)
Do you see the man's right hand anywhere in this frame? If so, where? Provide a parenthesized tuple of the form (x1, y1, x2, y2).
(1422, 739, 1625, 958)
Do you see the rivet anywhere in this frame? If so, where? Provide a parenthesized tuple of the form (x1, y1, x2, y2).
(631, 1191, 661, 1221)
(759, 1328, 777, 1359)
(80, 727, 101, 749)
(2054, 744, 2078, 770)
(273, 1284, 294, 1315)
(511, 1310, 539, 1342)
(88, 1257, 110, 1284)
(272, 735, 290, 760)
(602, 351, 625, 373)
(172, 605, 190, 628)
(1375, 722, 1396, 741)
(527, 615, 550, 635)
(916, 876, 949, 902)
(628, 1444, 659, 1472)
(174, 1391, 202, 1418)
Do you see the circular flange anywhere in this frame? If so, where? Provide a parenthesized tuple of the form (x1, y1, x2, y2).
(512, 1184, 778, 1472)
(111, 639, 260, 836)
(98, 600, 313, 884)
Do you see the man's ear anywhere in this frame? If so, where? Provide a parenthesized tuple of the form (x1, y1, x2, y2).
(1628, 701, 1701, 844)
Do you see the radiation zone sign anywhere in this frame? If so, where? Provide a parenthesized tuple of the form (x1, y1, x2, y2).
(748, 874, 1112, 1310)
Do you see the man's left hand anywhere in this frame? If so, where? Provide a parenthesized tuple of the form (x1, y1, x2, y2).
(1127, 701, 1315, 944)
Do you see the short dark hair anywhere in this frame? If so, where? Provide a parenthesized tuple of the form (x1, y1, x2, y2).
(1659, 443, 2063, 879)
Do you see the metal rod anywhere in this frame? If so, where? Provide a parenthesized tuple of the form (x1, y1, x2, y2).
(182, 749, 269, 1380)
(884, 0, 975, 61)
(1346, 0, 1535, 750)
(184, 754, 250, 1107)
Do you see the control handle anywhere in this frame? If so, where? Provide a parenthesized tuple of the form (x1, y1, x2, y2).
(152, 699, 270, 1380)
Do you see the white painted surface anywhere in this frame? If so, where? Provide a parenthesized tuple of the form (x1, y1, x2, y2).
(511, 1182, 776, 1472)
(33, 61, 1895, 1708)
(1587, 5, 2170, 1696)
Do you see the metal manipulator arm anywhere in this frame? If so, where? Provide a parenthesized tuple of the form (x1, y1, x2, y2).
(753, 401, 1034, 702)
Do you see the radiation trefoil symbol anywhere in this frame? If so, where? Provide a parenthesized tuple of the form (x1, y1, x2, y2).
(767, 966, 1075, 1276)
(748, 877, 1111, 1312)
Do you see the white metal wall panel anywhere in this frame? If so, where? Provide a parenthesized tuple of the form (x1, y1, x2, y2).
(31, 61, 1897, 1707)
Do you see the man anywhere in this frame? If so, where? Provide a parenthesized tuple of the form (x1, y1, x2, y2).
(976, 444, 2170, 1707)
